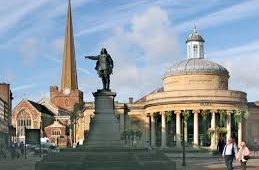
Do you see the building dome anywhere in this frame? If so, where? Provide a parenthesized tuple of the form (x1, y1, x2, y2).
(164, 58, 229, 78)
(186, 27, 205, 43)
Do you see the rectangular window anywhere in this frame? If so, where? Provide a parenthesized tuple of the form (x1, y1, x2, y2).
(193, 45, 198, 58)
(52, 130, 61, 136)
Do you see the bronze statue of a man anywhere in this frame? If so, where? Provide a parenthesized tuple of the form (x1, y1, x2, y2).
(85, 48, 113, 90)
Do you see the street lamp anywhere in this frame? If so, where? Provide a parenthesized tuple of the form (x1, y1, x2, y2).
(146, 113, 151, 147)
(65, 120, 69, 147)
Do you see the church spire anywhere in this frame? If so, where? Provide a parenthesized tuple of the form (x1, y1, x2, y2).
(61, 0, 78, 91)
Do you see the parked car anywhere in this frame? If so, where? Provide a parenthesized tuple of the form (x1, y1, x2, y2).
(34, 144, 60, 154)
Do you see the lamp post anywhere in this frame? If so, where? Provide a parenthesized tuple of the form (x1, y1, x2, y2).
(147, 113, 151, 147)
(65, 120, 69, 147)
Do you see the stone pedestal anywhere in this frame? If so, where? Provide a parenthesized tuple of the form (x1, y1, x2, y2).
(86, 89, 123, 148)
(93, 89, 116, 114)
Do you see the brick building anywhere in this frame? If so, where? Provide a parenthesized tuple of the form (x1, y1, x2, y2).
(44, 120, 68, 147)
(12, 99, 54, 142)
(11, 1, 83, 146)
(0, 83, 12, 147)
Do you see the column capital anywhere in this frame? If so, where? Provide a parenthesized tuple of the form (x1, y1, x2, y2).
(227, 110, 234, 115)
(159, 111, 166, 115)
(174, 110, 181, 114)
(192, 110, 200, 114)
(210, 110, 218, 113)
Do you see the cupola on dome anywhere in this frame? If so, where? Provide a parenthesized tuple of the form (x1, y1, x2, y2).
(164, 26, 229, 78)
(186, 26, 205, 43)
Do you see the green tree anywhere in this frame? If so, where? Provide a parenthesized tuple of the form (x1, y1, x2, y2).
(70, 102, 84, 145)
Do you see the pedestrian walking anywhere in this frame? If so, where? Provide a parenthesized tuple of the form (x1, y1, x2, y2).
(237, 142, 250, 170)
(222, 138, 238, 170)
(20, 141, 25, 158)
(217, 137, 225, 155)
(144, 141, 151, 150)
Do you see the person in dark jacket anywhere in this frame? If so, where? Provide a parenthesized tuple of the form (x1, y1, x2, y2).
(217, 137, 225, 155)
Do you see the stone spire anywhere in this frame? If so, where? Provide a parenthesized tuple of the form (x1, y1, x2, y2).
(61, 0, 78, 91)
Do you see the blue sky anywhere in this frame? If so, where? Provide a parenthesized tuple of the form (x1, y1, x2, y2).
(0, 0, 259, 106)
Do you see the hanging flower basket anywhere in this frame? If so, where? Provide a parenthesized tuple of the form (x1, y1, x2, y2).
(165, 111, 172, 122)
(218, 110, 227, 127)
(216, 127, 228, 137)
(120, 129, 143, 141)
(201, 109, 210, 121)
(207, 128, 216, 139)
(233, 109, 242, 124)
(153, 112, 160, 122)
(183, 110, 190, 121)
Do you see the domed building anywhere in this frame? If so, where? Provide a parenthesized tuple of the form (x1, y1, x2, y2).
(11, 1, 259, 150)
(112, 27, 249, 149)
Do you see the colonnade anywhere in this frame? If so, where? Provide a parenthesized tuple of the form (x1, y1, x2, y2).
(146, 110, 244, 149)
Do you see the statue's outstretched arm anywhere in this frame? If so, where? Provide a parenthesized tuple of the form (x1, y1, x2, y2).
(85, 56, 99, 60)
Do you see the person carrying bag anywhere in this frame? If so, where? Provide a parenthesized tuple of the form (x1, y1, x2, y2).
(237, 142, 250, 170)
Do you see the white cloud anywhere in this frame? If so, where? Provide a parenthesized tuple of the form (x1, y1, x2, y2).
(46, 0, 94, 19)
(176, 0, 259, 31)
(209, 41, 259, 101)
(96, 7, 180, 101)
(0, 0, 50, 35)
(12, 84, 38, 92)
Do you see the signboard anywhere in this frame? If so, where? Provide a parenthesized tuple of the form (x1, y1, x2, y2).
(25, 129, 40, 145)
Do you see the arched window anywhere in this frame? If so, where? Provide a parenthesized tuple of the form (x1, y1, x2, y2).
(17, 111, 32, 137)
(65, 98, 69, 107)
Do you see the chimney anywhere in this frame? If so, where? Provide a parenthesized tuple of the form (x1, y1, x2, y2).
(0, 83, 11, 104)
(129, 97, 133, 104)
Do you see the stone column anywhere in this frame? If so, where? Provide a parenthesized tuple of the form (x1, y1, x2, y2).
(151, 113, 156, 147)
(193, 110, 199, 147)
(175, 110, 181, 147)
(238, 113, 243, 146)
(210, 111, 217, 150)
(119, 113, 125, 134)
(161, 111, 167, 148)
(226, 112, 232, 141)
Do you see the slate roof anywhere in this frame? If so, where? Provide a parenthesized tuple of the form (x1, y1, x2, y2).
(28, 100, 55, 116)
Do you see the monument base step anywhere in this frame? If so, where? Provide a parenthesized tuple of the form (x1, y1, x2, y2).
(35, 150, 176, 170)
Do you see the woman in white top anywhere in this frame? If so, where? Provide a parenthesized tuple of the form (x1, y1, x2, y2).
(237, 142, 250, 170)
